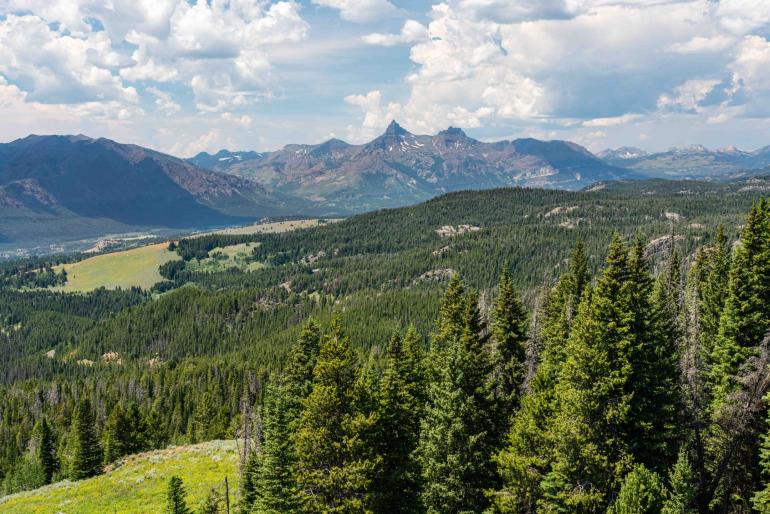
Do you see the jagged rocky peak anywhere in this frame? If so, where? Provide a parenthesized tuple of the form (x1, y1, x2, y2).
(384, 120, 408, 136)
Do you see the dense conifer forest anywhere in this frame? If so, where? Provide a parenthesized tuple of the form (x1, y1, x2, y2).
(3, 181, 770, 512)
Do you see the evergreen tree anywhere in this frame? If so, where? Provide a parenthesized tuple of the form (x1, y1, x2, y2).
(697, 225, 729, 349)
(567, 239, 590, 314)
(284, 319, 322, 417)
(125, 402, 148, 454)
(710, 200, 770, 406)
(419, 286, 497, 513)
(238, 449, 261, 514)
(706, 202, 770, 508)
(69, 398, 103, 480)
(374, 328, 425, 513)
(608, 464, 667, 514)
(432, 274, 466, 350)
(628, 235, 682, 472)
(252, 378, 301, 513)
(103, 403, 131, 464)
(241, 321, 321, 513)
(488, 263, 529, 419)
(35, 418, 57, 484)
(543, 235, 635, 511)
(294, 314, 379, 513)
(491, 240, 589, 513)
(165, 475, 191, 514)
(662, 448, 697, 514)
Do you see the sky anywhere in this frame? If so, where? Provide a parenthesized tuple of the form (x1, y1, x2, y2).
(2, 0, 770, 156)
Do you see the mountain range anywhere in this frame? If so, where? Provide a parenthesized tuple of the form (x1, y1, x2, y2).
(598, 144, 770, 178)
(190, 121, 636, 212)
(5, 122, 770, 250)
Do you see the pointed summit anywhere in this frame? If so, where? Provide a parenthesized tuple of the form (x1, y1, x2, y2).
(384, 120, 408, 136)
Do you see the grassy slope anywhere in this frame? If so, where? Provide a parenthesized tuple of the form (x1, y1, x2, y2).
(53, 243, 180, 292)
(0, 441, 239, 514)
(186, 242, 265, 273)
(207, 218, 338, 236)
(48, 220, 333, 291)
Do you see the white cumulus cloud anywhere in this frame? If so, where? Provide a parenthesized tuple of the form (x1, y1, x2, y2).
(311, 0, 397, 23)
(363, 20, 428, 46)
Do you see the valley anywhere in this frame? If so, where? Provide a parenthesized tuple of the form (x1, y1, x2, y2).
(6, 2, 770, 511)
(2, 175, 770, 512)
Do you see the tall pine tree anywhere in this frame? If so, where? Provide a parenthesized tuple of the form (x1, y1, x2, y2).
(69, 398, 102, 480)
(419, 284, 498, 513)
(374, 328, 426, 513)
(542, 235, 635, 511)
(252, 378, 301, 513)
(488, 264, 529, 425)
(710, 200, 770, 407)
(491, 240, 589, 513)
(103, 404, 131, 464)
(35, 418, 57, 484)
(294, 314, 379, 513)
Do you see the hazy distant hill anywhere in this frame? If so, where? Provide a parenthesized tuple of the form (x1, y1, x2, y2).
(0, 135, 302, 246)
(599, 144, 770, 179)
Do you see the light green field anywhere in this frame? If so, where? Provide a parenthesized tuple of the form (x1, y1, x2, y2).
(0, 441, 239, 514)
(54, 243, 179, 292)
(186, 242, 265, 273)
(209, 218, 339, 236)
(50, 220, 336, 291)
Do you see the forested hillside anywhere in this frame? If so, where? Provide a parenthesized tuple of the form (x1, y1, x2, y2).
(2, 180, 770, 512)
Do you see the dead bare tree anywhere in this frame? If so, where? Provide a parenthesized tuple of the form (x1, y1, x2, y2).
(702, 333, 770, 510)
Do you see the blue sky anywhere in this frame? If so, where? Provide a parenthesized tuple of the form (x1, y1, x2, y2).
(2, 0, 770, 156)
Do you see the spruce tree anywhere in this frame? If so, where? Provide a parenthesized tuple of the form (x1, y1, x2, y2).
(663, 448, 697, 514)
(542, 235, 635, 511)
(491, 240, 589, 513)
(710, 200, 770, 407)
(294, 314, 379, 513)
(374, 328, 425, 513)
(697, 225, 729, 349)
(419, 287, 497, 513)
(706, 202, 770, 508)
(608, 464, 666, 514)
(125, 402, 147, 454)
(35, 418, 58, 484)
(252, 379, 301, 513)
(165, 475, 191, 514)
(103, 404, 131, 464)
(628, 235, 682, 472)
(284, 319, 322, 416)
(238, 449, 261, 513)
(566, 239, 590, 313)
(69, 398, 103, 480)
(432, 274, 466, 350)
(240, 321, 320, 513)
(488, 264, 529, 419)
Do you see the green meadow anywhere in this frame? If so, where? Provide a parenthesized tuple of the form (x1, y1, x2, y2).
(0, 441, 239, 514)
(54, 243, 179, 292)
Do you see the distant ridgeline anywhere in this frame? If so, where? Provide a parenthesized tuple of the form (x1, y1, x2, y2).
(2, 181, 770, 512)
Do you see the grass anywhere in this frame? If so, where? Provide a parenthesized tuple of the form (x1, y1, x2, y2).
(186, 242, 265, 273)
(209, 218, 339, 236)
(0, 440, 239, 514)
(50, 220, 336, 291)
(53, 243, 179, 292)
